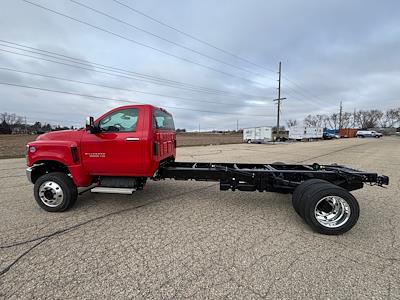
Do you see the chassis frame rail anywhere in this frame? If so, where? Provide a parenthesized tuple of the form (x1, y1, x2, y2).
(159, 162, 389, 193)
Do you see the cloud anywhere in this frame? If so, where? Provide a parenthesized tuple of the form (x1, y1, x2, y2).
(0, 0, 399, 130)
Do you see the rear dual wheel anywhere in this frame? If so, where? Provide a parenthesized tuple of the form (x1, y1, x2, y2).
(292, 180, 360, 235)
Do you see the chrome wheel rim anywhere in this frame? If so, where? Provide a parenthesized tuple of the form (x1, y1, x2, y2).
(314, 196, 351, 228)
(38, 181, 64, 207)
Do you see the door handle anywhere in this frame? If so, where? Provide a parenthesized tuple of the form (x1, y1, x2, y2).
(126, 137, 140, 141)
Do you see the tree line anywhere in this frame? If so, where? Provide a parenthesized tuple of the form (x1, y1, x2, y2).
(0, 112, 74, 134)
(286, 108, 400, 129)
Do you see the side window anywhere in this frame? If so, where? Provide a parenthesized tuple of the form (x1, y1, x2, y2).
(153, 109, 175, 130)
(98, 108, 138, 132)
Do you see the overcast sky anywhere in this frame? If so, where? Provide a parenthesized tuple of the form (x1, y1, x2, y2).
(0, 0, 399, 130)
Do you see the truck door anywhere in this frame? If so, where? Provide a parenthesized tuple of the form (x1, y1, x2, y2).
(81, 108, 144, 176)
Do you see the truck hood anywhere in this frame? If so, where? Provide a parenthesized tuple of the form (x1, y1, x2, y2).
(37, 130, 85, 142)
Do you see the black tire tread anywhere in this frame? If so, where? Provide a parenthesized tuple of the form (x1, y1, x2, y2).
(302, 184, 360, 235)
(292, 179, 329, 216)
(33, 172, 78, 212)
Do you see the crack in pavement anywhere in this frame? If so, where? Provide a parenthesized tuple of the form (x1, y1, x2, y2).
(0, 183, 218, 277)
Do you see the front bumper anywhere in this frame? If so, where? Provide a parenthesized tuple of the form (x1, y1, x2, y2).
(26, 167, 33, 183)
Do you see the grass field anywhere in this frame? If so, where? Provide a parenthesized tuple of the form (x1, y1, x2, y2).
(0, 134, 37, 159)
(0, 132, 242, 159)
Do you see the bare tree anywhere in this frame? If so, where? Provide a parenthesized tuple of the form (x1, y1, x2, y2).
(379, 108, 400, 128)
(304, 114, 327, 127)
(340, 112, 352, 128)
(326, 113, 339, 130)
(285, 119, 298, 127)
(355, 110, 383, 129)
(0, 112, 23, 125)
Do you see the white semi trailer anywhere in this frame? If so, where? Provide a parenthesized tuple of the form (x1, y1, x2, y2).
(243, 126, 273, 143)
(289, 126, 323, 140)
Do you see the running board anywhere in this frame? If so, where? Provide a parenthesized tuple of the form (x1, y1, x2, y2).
(91, 187, 136, 194)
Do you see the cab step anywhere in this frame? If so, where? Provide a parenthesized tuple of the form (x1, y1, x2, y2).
(91, 187, 136, 194)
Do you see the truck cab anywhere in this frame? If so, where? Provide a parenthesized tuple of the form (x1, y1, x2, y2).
(26, 105, 176, 211)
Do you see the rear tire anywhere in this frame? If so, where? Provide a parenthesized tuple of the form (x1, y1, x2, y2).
(301, 183, 360, 235)
(34, 172, 78, 212)
(292, 179, 328, 216)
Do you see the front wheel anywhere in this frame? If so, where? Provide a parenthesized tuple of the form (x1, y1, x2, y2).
(301, 183, 360, 235)
(34, 172, 78, 212)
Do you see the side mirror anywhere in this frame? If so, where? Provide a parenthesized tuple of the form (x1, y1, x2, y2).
(85, 116, 95, 133)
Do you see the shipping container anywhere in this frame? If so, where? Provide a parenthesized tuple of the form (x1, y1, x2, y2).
(339, 128, 358, 138)
(243, 126, 273, 143)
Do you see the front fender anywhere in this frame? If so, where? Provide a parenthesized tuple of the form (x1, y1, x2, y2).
(26, 141, 93, 187)
(27, 140, 78, 166)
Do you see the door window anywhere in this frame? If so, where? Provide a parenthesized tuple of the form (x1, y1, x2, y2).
(98, 108, 138, 132)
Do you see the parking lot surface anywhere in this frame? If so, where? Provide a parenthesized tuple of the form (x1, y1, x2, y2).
(0, 137, 399, 299)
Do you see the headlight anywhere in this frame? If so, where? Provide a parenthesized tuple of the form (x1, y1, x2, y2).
(29, 146, 37, 153)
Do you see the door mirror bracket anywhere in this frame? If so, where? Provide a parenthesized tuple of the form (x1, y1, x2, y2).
(85, 116, 98, 134)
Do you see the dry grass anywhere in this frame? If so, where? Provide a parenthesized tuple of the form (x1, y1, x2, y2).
(176, 132, 242, 147)
(0, 134, 38, 159)
(0, 132, 242, 159)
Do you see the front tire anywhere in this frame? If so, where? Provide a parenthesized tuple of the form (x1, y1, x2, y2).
(301, 183, 360, 235)
(34, 172, 78, 212)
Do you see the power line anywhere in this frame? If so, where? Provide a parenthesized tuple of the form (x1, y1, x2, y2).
(283, 76, 323, 101)
(283, 78, 327, 107)
(20, 0, 269, 87)
(18, 1, 325, 107)
(19, 2, 322, 105)
(284, 87, 326, 109)
(0, 66, 273, 107)
(0, 44, 272, 100)
(0, 40, 233, 96)
(0, 81, 275, 117)
(110, 0, 277, 73)
(69, 0, 271, 80)
(110, 0, 325, 100)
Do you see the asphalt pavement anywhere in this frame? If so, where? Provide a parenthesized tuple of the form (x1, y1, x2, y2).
(0, 137, 399, 299)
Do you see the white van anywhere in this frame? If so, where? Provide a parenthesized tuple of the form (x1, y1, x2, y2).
(356, 130, 383, 138)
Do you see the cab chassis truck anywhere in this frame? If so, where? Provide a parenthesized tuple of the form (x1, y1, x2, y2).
(26, 105, 389, 235)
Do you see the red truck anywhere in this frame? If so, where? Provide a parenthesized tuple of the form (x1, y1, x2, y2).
(26, 104, 389, 235)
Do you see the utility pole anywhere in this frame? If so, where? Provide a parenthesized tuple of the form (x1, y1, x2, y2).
(338, 101, 343, 130)
(353, 108, 356, 128)
(24, 116, 27, 134)
(274, 61, 286, 141)
(236, 119, 239, 132)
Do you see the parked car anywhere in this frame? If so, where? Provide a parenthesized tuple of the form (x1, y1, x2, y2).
(356, 130, 383, 138)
